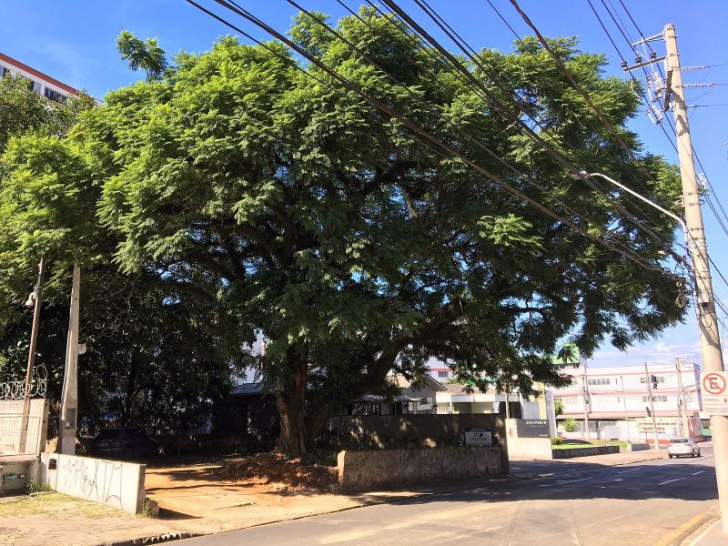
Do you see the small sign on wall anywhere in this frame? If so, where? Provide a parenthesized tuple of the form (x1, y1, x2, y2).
(515, 419, 550, 438)
(465, 427, 492, 446)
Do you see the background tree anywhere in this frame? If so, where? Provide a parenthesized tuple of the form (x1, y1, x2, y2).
(0, 74, 92, 156)
(1, 10, 686, 453)
(0, 67, 244, 433)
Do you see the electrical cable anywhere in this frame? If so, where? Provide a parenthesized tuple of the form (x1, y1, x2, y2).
(478, 0, 679, 245)
(600, 0, 728, 242)
(378, 0, 679, 258)
(184, 0, 667, 273)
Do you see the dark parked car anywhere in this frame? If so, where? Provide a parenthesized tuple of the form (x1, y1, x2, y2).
(89, 428, 160, 459)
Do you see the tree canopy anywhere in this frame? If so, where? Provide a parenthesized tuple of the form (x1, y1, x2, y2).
(0, 8, 686, 452)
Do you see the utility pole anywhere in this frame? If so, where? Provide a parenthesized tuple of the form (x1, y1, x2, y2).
(664, 23, 728, 532)
(581, 363, 591, 440)
(644, 363, 660, 449)
(59, 263, 81, 455)
(17, 257, 45, 454)
(675, 358, 691, 437)
(620, 376, 632, 443)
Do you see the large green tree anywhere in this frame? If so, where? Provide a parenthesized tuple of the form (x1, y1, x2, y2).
(0, 74, 244, 432)
(1, 9, 685, 453)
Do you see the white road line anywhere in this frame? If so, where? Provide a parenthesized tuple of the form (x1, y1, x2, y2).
(616, 468, 642, 474)
(692, 470, 704, 476)
(556, 478, 593, 485)
(658, 478, 683, 486)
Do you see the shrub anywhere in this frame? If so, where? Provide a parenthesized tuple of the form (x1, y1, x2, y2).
(550, 436, 563, 445)
(564, 418, 578, 432)
(27, 481, 53, 494)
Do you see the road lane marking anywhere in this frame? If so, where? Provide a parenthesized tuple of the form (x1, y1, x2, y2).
(616, 468, 641, 474)
(658, 478, 683, 486)
(556, 478, 593, 485)
(692, 471, 704, 475)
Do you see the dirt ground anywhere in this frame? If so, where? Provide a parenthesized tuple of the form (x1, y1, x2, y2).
(144, 453, 357, 535)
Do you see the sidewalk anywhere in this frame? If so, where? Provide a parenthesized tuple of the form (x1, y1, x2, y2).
(689, 519, 728, 546)
(0, 448, 681, 546)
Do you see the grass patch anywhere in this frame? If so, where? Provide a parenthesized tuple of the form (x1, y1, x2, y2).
(0, 492, 127, 519)
(552, 439, 627, 450)
(588, 439, 628, 448)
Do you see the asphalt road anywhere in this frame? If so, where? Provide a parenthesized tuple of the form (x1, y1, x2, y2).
(179, 448, 718, 545)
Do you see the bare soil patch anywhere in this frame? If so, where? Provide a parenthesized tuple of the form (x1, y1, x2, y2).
(213, 452, 339, 493)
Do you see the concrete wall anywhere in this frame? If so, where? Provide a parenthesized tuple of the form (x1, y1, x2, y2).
(552, 445, 620, 459)
(505, 419, 553, 460)
(335, 414, 509, 474)
(0, 456, 39, 494)
(0, 399, 50, 455)
(40, 453, 146, 514)
(338, 446, 505, 493)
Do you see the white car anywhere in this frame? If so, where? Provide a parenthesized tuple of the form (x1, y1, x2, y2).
(667, 437, 701, 459)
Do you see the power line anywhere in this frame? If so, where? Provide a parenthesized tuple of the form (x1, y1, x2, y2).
(185, 0, 668, 274)
(377, 0, 679, 258)
(478, 0, 679, 246)
(509, 0, 657, 197)
(597, 2, 728, 244)
(332, 0, 684, 271)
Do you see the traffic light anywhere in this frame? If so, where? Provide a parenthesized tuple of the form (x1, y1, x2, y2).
(646, 406, 652, 417)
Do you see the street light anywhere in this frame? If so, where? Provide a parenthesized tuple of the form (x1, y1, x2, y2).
(577, 171, 689, 241)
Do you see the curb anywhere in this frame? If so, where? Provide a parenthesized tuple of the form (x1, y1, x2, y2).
(655, 508, 720, 546)
(102, 532, 202, 546)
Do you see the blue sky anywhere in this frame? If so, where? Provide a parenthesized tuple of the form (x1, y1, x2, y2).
(1, 1, 726, 369)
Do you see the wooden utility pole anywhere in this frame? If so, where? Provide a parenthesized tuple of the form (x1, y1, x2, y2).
(59, 263, 81, 455)
(644, 363, 660, 449)
(17, 257, 45, 454)
(664, 23, 728, 531)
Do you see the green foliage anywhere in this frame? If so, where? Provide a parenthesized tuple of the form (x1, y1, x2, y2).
(564, 418, 579, 432)
(550, 436, 563, 446)
(0, 75, 92, 156)
(554, 399, 564, 417)
(27, 480, 53, 494)
(116, 31, 168, 82)
(0, 9, 686, 453)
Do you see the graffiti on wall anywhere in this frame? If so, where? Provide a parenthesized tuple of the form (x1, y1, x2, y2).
(60, 456, 124, 507)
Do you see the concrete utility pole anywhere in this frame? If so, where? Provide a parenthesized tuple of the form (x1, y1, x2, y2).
(675, 359, 691, 437)
(581, 364, 591, 440)
(664, 23, 728, 531)
(17, 257, 45, 454)
(644, 363, 660, 449)
(59, 263, 81, 455)
(620, 376, 632, 443)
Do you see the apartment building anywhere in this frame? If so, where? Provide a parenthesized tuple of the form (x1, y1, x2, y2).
(0, 52, 83, 103)
(553, 360, 703, 442)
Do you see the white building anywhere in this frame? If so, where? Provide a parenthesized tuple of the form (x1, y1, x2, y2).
(552, 360, 703, 443)
(0, 52, 86, 103)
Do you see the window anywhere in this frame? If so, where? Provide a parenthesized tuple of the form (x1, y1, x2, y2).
(643, 396, 667, 403)
(44, 88, 67, 102)
(363, 403, 381, 415)
(0, 66, 7, 78)
(640, 376, 666, 384)
(26, 79, 41, 93)
(437, 371, 449, 378)
(587, 378, 611, 386)
(560, 396, 579, 405)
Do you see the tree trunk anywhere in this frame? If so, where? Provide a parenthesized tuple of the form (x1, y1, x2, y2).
(275, 350, 309, 454)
